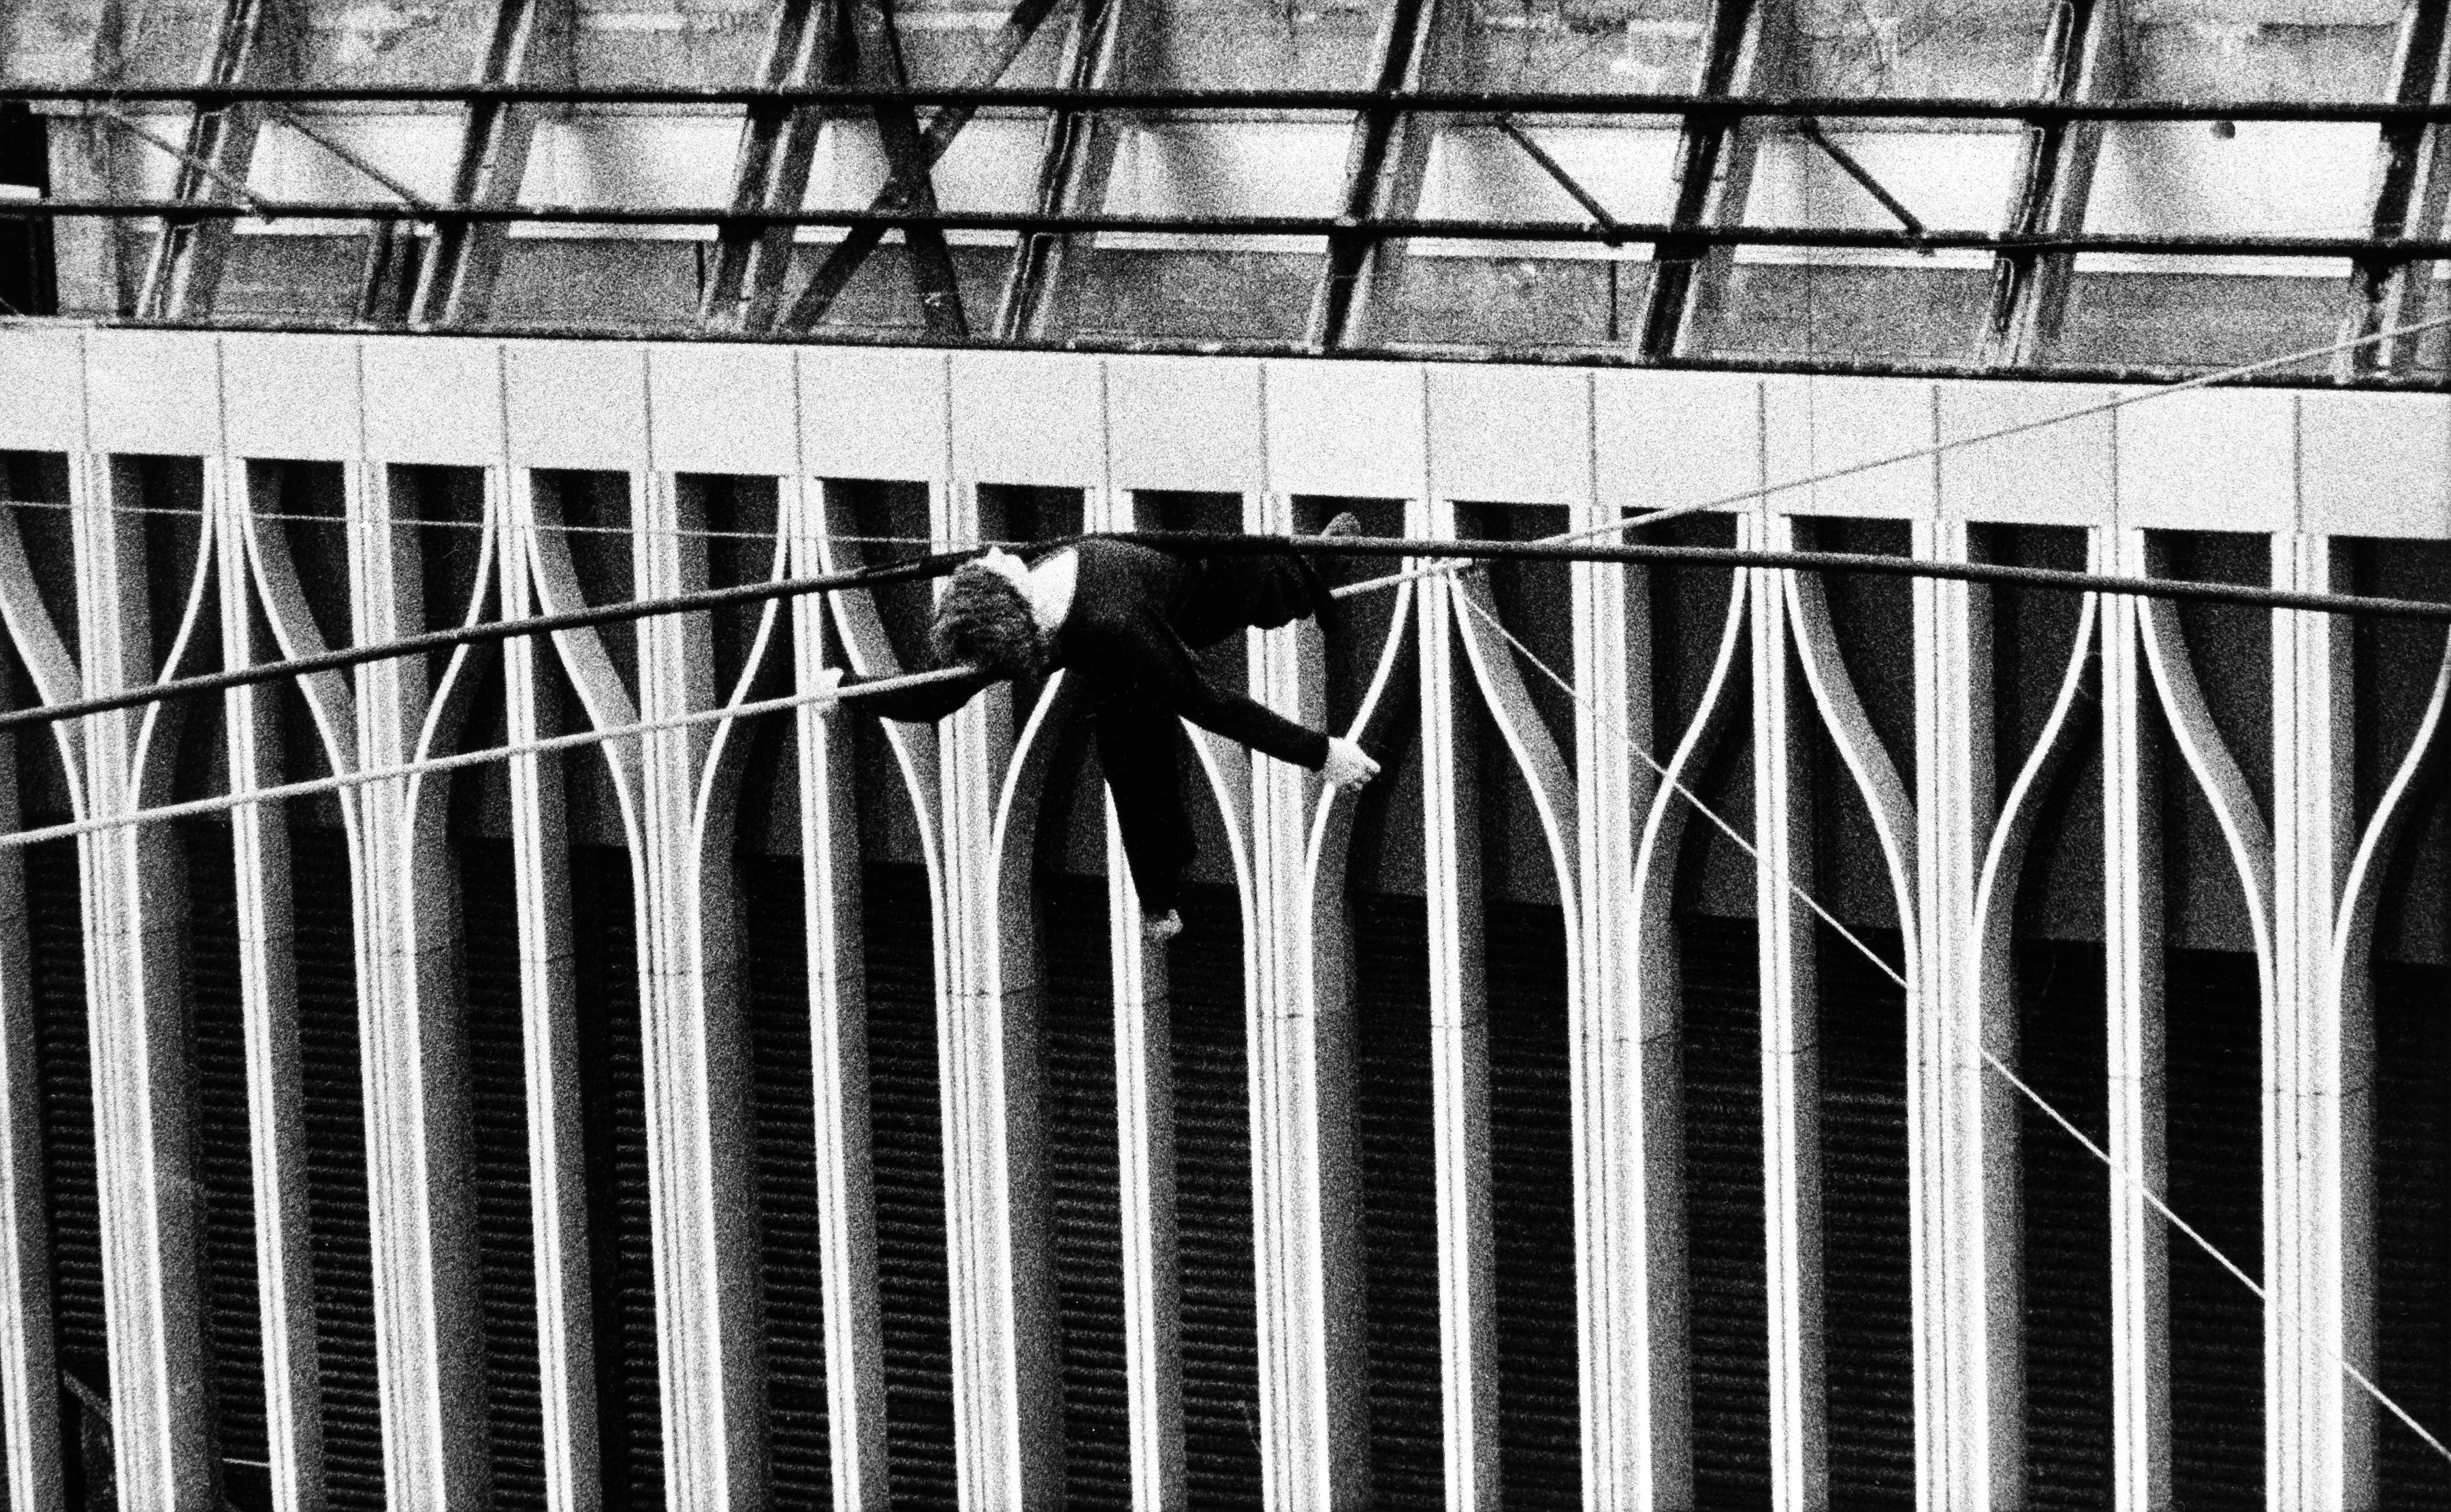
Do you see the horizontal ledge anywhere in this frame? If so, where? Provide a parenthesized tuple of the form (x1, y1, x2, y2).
(26, 317, 2446, 392)
(2, 84, 2442, 125)
(0, 202, 2431, 261)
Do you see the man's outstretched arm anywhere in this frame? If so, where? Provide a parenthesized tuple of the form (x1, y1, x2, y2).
(839, 664, 997, 722)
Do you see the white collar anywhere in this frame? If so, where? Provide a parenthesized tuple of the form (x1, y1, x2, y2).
(1025, 547, 1078, 634)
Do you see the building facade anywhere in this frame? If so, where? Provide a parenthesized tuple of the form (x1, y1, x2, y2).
(5, 2, 2451, 1511)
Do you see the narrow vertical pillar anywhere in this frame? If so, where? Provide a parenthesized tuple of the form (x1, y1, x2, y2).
(2101, 528, 2169, 1512)
(790, 479, 891, 1511)
(2271, 530, 2362, 1510)
(1095, 489, 1186, 1512)
(72, 453, 214, 1509)
(1415, 496, 1497, 1510)
(1910, 519, 2015, 1510)
(927, 479, 1057, 1509)
(342, 461, 487, 1509)
(1750, 513, 1825, 1512)
(1242, 489, 1364, 1511)
(212, 460, 329, 1512)
(498, 468, 603, 1512)
(1109, 809, 1185, 1511)
(1571, 498, 1679, 1510)
(622, 467, 767, 1510)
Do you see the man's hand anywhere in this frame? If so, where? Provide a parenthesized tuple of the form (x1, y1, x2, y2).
(1323, 736, 1380, 793)
(813, 665, 845, 712)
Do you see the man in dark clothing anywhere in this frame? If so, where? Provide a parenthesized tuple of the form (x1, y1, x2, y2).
(839, 524, 1381, 941)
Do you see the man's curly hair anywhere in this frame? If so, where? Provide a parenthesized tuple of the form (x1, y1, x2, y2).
(931, 562, 1048, 681)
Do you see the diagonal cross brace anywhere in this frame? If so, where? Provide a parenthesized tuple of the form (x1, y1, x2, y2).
(701, 0, 841, 329)
(777, 0, 1072, 332)
(861, 0, 973, 338)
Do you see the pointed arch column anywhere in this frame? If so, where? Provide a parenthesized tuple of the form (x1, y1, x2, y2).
(794, 477, 894, 1512)
(71, 451, 216, 1509)
(1241, 489, 1366, 1511)
(2100, 528, 2170, 1512)
(1413, 493, 1499, 1509)
(210, 457, 332, 1512)
(1749, 511, 1826, 1512)
(1909, 518, 2018, 1510)
(928, 472, 1061, 1509)
(494, 461, 604, 1512)
(332, 458, 491, 1509)
(2271, 530, 2363, 1510)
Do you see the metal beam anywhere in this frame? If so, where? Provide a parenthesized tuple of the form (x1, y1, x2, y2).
(2339, 0, 2451, 379)
(47, 82, 2451, 125)
(1978, 0, 2110, 367)
(1634, 0, 1769, 358)
(858, 0, 972, 337)
(775, 0, 1073, 332)
(136, 0, 285, 319)
(701, 0, 843, 331)
(402, 0, 567, 329)
(57, 197, 2451, 263)
(993, 0, 1123, 339)
(1304, 0, 1437, 350)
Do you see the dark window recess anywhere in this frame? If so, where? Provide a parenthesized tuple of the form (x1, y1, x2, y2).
(456, 840, 549, 1511)
(2019, 936, 2117, 1500)
(2375, 960, 2451, 1507)
(568, 844, 666, 1508)
(0, 102, 54, 317)
(26, 840, 110, 1509)
(862, 861, 956, 1507)
(2018, 941, 2113, 1508)
(739, 854, 833, 1508)
(1351, 892, 1441, 1509)
(291, 827, 385, 1511)
(1172, 880, 1262, 1507)
(1038, 875, 1130, 1509)
(1682, 914, 1772, 1506)
(2165, 948, 2264, 1505)
(181, 826, 272, 1511)
(1819, 924, 1914, 1507)
(1487, 899, 1582, 1509)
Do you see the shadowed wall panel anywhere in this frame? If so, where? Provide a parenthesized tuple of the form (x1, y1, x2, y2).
(569, 843, 665, 1509)
(1487, 899, 1580, 1508)
(1169, 881, 1262, 1507)
(1682, 913, 1771, 1505)
(741, 852, 837, 1509)
(2164, 948, 2264, 1506)
(26, 839, 107, 1506)
(1352, 892, 1441, 1508)
(179, 824, 270, 1511)
(1819, 925, 1913, 1507)
(2017, 940, 2113, 1508)
(290, 828, 384, 1512)
(862, 861, 957, 1506)
(456, 838, 549, 1511)
(1040, 874, 1131, 1509)
(2373, 960, 2451, 1507)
